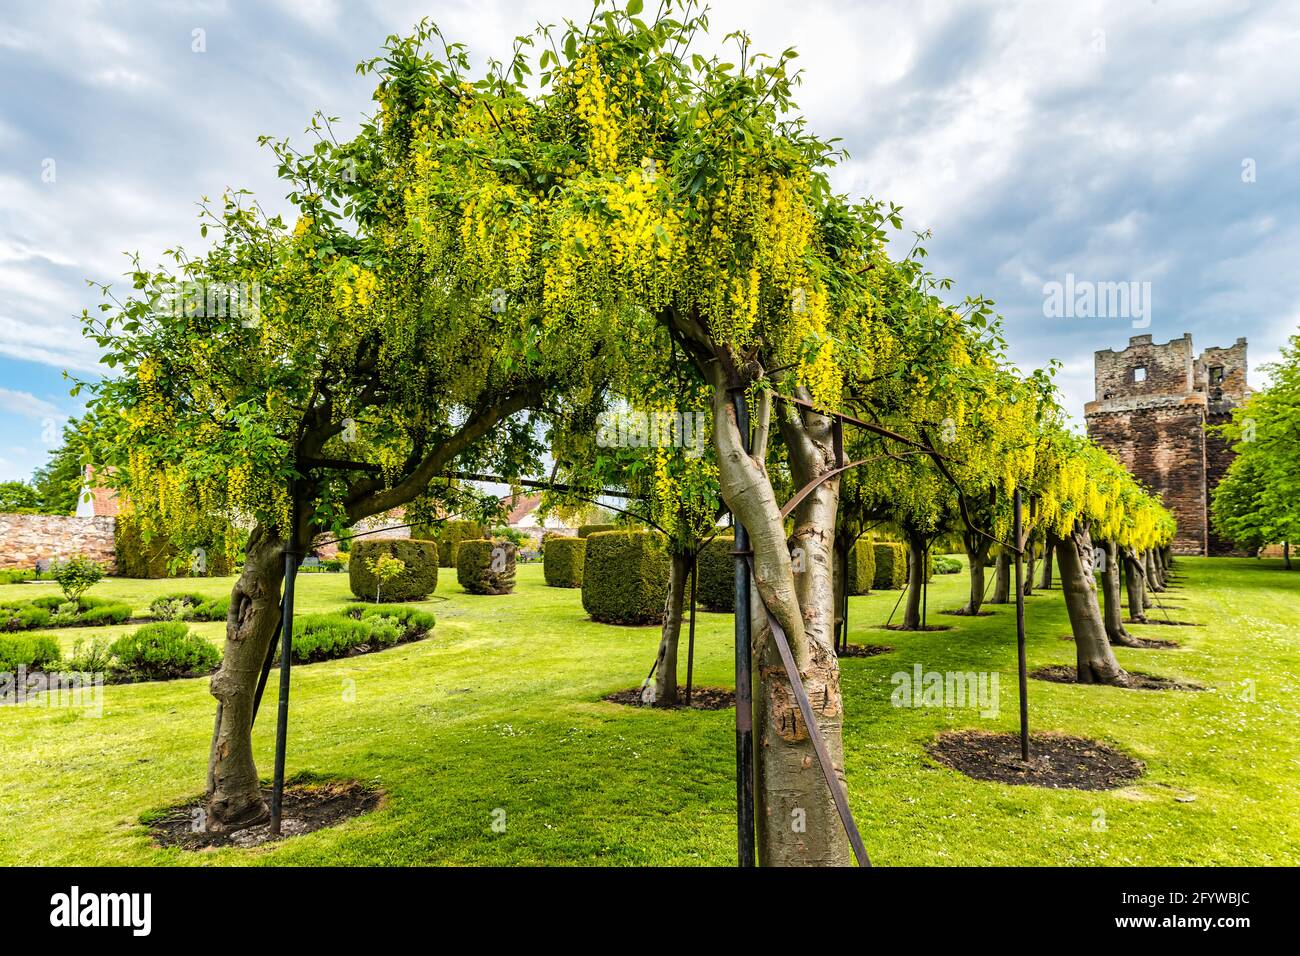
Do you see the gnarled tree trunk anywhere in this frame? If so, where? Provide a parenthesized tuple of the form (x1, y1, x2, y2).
(1039, 541, 1054, 589)
(651, 550, 690, 706)
(1054, 524, 1127, 685)
(1123, 548, 1147, 623)
(206, 523, 291, 829)
(709, 381, 851, 866)
(990, 550, 1012, 604)
(1098, 540, 1140, 646)
(1145, 549, 1165, 592)
(959, 536, 990, 615)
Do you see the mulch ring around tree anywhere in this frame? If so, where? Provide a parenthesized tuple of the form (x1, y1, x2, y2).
(1031, 664, 1203, 691)
(877, 623, 954, 632)
(927, 730, 1145, 790)
(938, 609, 995, 617)
(1058, 633, 1180, 650)
(603, 686, 734, 710)
(147, 780, 383, 851)
(837, 643, 894, 658)
(1130, 617, 1201, 627)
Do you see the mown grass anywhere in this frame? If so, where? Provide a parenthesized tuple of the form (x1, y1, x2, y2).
(0, 557, 1296, 866)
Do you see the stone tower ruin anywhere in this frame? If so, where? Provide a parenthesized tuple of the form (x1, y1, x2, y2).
(1084, 333, 1248, 555)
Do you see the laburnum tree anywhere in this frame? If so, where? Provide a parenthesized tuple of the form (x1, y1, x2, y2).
(1212, 332, 1300, 567)
(75, 42, 615, 826)
(1031, 431, 1175, 685)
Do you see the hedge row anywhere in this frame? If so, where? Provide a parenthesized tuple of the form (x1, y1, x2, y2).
(543, 537, 585, 588)
(279, 605, 435, 663)
(872, 542, 908, 590)
(457, 540, 517, 595)
(149, 592, 229, 622)
(411, 520, 486, 568)
(0, 633, 61, 671)
(113, 515, 235, 579)
(577, 523, 621, 538)
(582, 530, 669, 624)
(0, 596, 132, 632)
(845, 538, 876, 596)
(348, 539, 439, 602)
(697, 535, 735, 611)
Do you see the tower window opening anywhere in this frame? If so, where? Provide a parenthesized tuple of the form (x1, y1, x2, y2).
(1209, 365, 1225, 385)
(1133, 365, 1147, 383)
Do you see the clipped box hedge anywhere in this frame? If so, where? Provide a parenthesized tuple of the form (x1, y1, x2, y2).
(872, 542, 908, 590)
(582, 530, 669, 625)
(348, 539, 439, 603)
(845, 538, 876, 596)
(543, 536, 585, 588)
(114, 515, 235, 579)
(457, 539, 517, 595)
(418, 520, 486, 568)
(697, 535, 735, 612)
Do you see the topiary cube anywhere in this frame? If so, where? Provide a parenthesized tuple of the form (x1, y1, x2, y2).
(581, 530, 669, 625)
(457, 539, 517, 595)
(543, 537, 585, 588)
(412, 520, 486, 568)
(348, 539, 439, 602)
(696, 535, 735, 611)
(845, 538, 876, 596)
(872, 541, 908, 590)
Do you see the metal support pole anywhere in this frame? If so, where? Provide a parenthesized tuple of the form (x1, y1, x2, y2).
(684, 555, 698, 706)
(270, 488, 301, 837)
(731, 391, 756, 868)
(1013, 488, 1030, 762)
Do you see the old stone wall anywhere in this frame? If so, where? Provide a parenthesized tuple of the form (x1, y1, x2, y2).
(0, 514, 118, 572)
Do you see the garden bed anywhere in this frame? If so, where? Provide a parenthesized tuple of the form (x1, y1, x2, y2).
(927, 730, 1145, 790)
(1031, 664, 1203, 691)
(837, 643, 893, 658)
(147, 780, 382, 850)
(604, 686, 735, 710)
(0, 596, 132, 632)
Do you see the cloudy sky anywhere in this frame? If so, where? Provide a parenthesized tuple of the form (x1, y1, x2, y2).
(1, 0, 1297, 481)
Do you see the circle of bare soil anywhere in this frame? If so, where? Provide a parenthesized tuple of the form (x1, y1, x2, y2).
(938, 609, 996, 617)
(927, 730, 1144, 790)
(603, 686, 734, 710)
(878, 623, 954, 632)
(1031, 664, 1203, 691)
(837, 643, 894, 658)
(1132, 618, 1201, 627)
(147, 780, 382, 851)
(1058, 633, 1180, 650)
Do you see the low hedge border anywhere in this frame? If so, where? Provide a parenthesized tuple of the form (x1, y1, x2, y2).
(0, 596, 133, 632)
(148, 593, 230, 622)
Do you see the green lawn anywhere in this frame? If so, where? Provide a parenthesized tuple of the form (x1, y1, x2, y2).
(1, 557, 1297, 866)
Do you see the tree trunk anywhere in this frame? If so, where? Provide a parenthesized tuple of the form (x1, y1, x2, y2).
(1099, 540, 1140, 646)
(1054, 525, 1127, 685)
(206, 523, 288, 829)
(1123, 548, 1147, 623)
(902, 530, 925, 629)
(651, 550, 689, 706)
(959, 540, 987, 615)
(832, 533, 849, 654)
(708, 381, 851, 866)
(1039, 541, 1054, 589)
(990, 550, 1012, 604)
(1285, 542, 1292, 570)
(1023, 540, 1036, 597)
(1145, 549, 1165, 591)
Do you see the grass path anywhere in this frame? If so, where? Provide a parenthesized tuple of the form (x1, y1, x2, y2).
(1, 557, 1296, 865)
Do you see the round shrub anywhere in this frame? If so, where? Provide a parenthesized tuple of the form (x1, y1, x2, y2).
(582, 530, 670, 625)
(872, 542, 908, 590)
(845, 538, 876, 596)
(109, 622, 221, 681)
(933, 555, 962, 574)
(348, 539, 438, 602)
(697, 535, 735, 612)
(543, 537, 585, 588)
(149, 592, 229, 622)
(457, 540, 518, 595)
